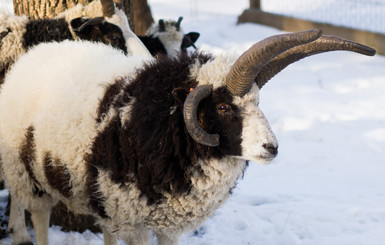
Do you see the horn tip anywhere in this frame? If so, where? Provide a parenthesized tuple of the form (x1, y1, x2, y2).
(307, 29, 323, 40)
(366, 47, 376, 56)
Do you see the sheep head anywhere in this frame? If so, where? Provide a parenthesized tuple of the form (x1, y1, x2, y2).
(147, 17, 200, 56)
(70, 0, 151, 56)
(69, 0, 125, 53)
(181, 29, 375, 163)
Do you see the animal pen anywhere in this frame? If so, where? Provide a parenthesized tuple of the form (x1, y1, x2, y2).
(239, 0, 385, 55)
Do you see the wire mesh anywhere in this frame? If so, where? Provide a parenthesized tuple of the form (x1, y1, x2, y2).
(261, 0, 385, 34)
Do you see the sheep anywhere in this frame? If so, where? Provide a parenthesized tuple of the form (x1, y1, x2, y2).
(138, 17, 200, 57)
(0, 0, 150, 83)
(0, 29, 375, 245)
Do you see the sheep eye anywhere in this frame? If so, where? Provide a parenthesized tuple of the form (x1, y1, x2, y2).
(107, 34, 121, 44)
(217, 104, 232, 114)
(112, 34, 120, 40)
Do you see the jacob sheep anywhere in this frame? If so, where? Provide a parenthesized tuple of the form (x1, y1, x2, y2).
(0, 0, 150, 83)
(0, 30, 375, 245)
(139, 17, 200, 57)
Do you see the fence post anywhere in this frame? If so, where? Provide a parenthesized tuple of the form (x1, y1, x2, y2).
(250, 0, 261, 9)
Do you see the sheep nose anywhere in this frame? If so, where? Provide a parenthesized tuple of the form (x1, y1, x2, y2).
(263, 143, 278, 157)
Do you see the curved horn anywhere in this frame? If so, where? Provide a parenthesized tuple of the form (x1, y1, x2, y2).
(255, 35, 376, 89)
(226, 29, 322, 97)
(183, 85, 220, 147)
(175, 16, 183, 31)
(159, 19, 166, 32)
(101, 0, 115, 17)
(74, 17, 104, 32)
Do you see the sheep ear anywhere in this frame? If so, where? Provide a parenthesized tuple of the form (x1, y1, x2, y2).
(181, 32, 200, 51)
(70, 17, 89, 31)
(172, 87, 189, 105)
(71, 17, 104, 33)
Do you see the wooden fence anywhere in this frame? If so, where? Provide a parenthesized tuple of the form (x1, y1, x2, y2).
(238, 0, 385, 55)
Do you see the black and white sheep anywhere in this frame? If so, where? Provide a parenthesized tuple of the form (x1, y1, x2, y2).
(0, 30, 375, 245)
(0, 0, 150, 82)
(138, 17, 200, 57)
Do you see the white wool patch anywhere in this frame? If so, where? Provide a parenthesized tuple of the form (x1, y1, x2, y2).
(193, 53, 238, 88)
(0, 9, 29, 70)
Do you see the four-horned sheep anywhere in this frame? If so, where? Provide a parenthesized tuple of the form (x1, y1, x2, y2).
(0, 30, 375, 245)
(0, 0, 150, 83)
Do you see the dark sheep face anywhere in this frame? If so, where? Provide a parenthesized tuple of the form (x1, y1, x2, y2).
(71, 17, 128, 55)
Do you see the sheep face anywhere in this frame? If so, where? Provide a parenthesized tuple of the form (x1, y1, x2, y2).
(71, 17, 127, 54)
(145, 18, 190, 57)
(187, 83, 278, 164)
(152, 22, 184, 57)
(182, 52, 279, 164)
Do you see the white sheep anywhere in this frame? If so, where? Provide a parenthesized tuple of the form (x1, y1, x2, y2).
(0, 30, 375, 245)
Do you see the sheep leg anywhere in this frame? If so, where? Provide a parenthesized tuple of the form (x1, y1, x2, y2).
(30, 210, 50, 245)
(155, 232, 179, 245)
(8, 199, 33, 245)
(120, 226, 150, 245)
(102, 226, 118, 245)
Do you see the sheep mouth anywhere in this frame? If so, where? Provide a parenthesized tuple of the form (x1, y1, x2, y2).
(255, 155, 277, 164)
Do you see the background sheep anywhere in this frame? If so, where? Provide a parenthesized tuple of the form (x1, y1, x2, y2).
(139, 17, 200, 57)
(0, 0, 150, 83)
(0, 30, 375, 245)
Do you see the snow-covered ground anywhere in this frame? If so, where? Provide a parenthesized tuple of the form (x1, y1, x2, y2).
(0, 0, 384, 244)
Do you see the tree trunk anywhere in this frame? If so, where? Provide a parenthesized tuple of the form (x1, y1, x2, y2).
(131, 0, 154, 35)
(13, 0, 154, 34)
(13, 0, 91, 19)
(8, 0, 153, 234)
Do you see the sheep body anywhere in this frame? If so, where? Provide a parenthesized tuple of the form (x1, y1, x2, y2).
(0, 39, 273, 244)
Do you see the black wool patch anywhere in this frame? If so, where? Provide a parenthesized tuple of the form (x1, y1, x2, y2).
(22, 18, 73, 50)
(138, 36, 167, 56)
(43, 152, 72, 198)
(19, 126, 46, 196)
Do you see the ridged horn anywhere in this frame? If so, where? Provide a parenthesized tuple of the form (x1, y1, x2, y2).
(226, 29, 322, 97)
(159, 19, 166, 32)
(183, 85, 220, 147)
(101, 0, 115, 17)
(255, 35, 376, 89)
(175, 16, 183, 31)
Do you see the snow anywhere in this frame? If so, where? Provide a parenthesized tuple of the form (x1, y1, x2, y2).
(0, 0, 385, 244)
(262, 0, 385, 34)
